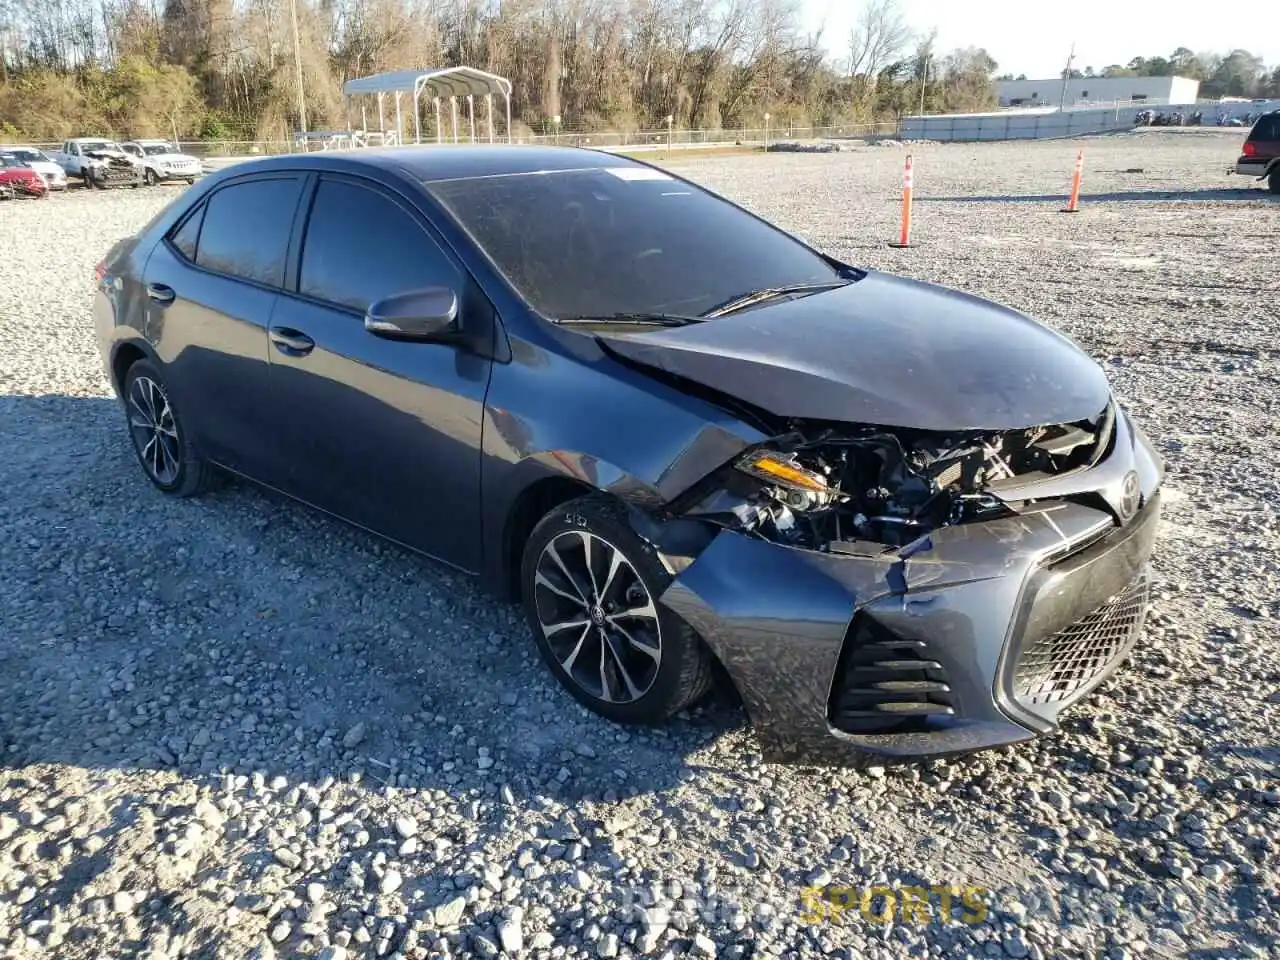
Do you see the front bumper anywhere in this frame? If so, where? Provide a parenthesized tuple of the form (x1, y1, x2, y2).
(660, 411, 1163, 765)
(155, 167, 202, 180)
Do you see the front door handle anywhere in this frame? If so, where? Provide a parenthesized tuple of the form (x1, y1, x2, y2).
(269, 326, 315, 356)
(146, 283, 175, 304)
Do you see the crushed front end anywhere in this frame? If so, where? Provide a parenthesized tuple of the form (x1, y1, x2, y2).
(85, 151, 142, 188)
(655, 401, 1164, 764)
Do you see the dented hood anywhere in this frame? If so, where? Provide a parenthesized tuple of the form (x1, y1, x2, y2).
(596, 271, 1112, 431)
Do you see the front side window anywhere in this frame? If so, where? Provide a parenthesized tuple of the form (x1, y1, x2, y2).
(426, 166, 842, 319)
(195, 177, 302, 287)
(298, 178, 459, 312)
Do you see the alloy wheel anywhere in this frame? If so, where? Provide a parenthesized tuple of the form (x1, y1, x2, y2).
(128, 375, 181, 485)
(533, 530, 662, 704)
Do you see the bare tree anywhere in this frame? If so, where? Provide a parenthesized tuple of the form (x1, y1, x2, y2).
(846, 0, 910, 81)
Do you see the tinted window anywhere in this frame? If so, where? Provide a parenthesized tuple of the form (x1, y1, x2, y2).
(299, 179, 458, 312)
(168, 204, 205, 262)
(1248, 114, 1280, 141)
(195, 178, 302, 287)
(427, 166, 841, 319)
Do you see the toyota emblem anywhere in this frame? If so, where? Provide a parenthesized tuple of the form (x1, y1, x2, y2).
(1119, 471, 1141, 521)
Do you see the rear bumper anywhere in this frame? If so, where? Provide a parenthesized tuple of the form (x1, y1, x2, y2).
(660, 414, 1163, 766)
(1235, 160, 1268, 178)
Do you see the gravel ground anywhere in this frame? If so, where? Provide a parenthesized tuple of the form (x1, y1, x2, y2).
(1, 128, 1277, 960)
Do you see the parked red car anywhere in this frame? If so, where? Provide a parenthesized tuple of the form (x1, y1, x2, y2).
(0, 152, 49, 198)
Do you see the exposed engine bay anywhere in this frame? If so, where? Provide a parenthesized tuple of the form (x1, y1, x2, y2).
(682, 404, 1115, 551)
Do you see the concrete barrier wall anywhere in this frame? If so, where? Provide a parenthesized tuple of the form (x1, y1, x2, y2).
(901, 101, 1280, 142)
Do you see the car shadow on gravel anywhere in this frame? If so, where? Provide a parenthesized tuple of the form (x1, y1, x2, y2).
(919, 187, 1274, 203)
(0, 394, 750, 807)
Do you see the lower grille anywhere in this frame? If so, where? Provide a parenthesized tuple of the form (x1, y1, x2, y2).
(1013, 572, 1149, 708)
(829, 614, 955, 735)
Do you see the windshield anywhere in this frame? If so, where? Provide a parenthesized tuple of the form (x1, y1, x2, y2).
(141, 143, 174, 155)
(426, 166, 845, 319)
(10, 149, 47, 162)
(0, 154, 25, 168)
(81, 141, 119, 153)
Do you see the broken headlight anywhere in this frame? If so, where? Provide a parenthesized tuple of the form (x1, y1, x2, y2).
(734, 450, 837, 512)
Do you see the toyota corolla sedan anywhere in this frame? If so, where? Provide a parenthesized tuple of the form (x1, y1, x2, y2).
(94, 146, 1163, 764)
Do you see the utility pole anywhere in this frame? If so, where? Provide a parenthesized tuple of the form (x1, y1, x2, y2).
(1058, 42, 1076, 110)
(289, 0, 308, 137)
(918, 55, 929, 116)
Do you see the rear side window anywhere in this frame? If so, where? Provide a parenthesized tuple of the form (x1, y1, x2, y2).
(195, 177, 302, 287)
(168, 204, 204, 262)
(1249, 115, 1280, 141)
(298, 179, 459, 312)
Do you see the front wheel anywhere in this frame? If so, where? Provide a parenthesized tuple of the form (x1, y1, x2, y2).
(121, 359, 215, 497)
(520, 495, 713, 724)
(144, 168, 157, 186)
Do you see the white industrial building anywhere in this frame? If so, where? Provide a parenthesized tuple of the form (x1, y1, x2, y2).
(995, 75, 1200, 107)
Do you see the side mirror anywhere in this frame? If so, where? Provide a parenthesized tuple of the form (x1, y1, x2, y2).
(364, 287, 460, 342)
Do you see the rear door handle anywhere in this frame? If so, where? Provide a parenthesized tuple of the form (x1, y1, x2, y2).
(146, 283, 175, 304)
(269, 326, 315, 356)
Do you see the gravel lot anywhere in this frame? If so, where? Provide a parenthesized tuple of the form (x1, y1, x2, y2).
(1, 128, 1278, 960)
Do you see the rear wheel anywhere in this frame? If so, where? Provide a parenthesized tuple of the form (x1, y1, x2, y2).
(121, 359, 215, 497)
(1269, 167, 1280, 195)
(144, 168, 157, 186)
(520, 495, 713, 724)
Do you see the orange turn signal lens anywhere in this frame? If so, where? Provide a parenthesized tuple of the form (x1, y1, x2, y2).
(739, 453, 828, 492)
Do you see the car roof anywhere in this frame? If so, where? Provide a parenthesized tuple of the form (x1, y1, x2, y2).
(216, 145, 645, 184)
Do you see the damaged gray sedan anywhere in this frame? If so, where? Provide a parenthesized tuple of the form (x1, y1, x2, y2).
(94, 146, 1163, 764)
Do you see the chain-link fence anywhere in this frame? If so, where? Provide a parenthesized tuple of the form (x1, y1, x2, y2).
(21, 121, 900, 161)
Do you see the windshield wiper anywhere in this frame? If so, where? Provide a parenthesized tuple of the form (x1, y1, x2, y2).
(552, 312, 704, 328)
(701, 280, 851, 319)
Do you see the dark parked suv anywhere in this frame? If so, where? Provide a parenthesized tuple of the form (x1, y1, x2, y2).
(1235, 110, 1280, 193)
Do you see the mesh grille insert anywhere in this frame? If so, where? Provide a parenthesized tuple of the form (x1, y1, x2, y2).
(1014, 572, 1149, 707)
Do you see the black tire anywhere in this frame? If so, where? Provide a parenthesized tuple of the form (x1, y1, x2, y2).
(1269, 167, 1280, 195)
(186, 177, 196, 185)
(520, 494, 713, 724)
(120, 359, 215, 497)
(144, 168, 157, 186)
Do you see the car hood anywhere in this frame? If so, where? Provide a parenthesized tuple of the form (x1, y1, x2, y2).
(595, 270, 1112, 431)
(25, 161, 63, 176)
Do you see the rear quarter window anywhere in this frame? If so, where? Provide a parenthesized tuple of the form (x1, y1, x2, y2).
(1248, 115, 1280, 141)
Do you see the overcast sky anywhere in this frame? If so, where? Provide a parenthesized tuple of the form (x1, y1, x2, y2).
(801, 0, 1280, 78)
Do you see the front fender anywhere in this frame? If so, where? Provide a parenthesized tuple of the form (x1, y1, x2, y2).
(479, 328, 770, 589)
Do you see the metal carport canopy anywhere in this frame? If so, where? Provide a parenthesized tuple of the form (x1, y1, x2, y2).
(342, 67, 513, 144)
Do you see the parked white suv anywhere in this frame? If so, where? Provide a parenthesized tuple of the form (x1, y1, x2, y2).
(120, 140, 203, 185)
(4, 147, 68, 190)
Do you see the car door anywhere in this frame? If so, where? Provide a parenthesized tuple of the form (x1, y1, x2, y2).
(265, 173, 496, 571)
(141, 173, 306, 478)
